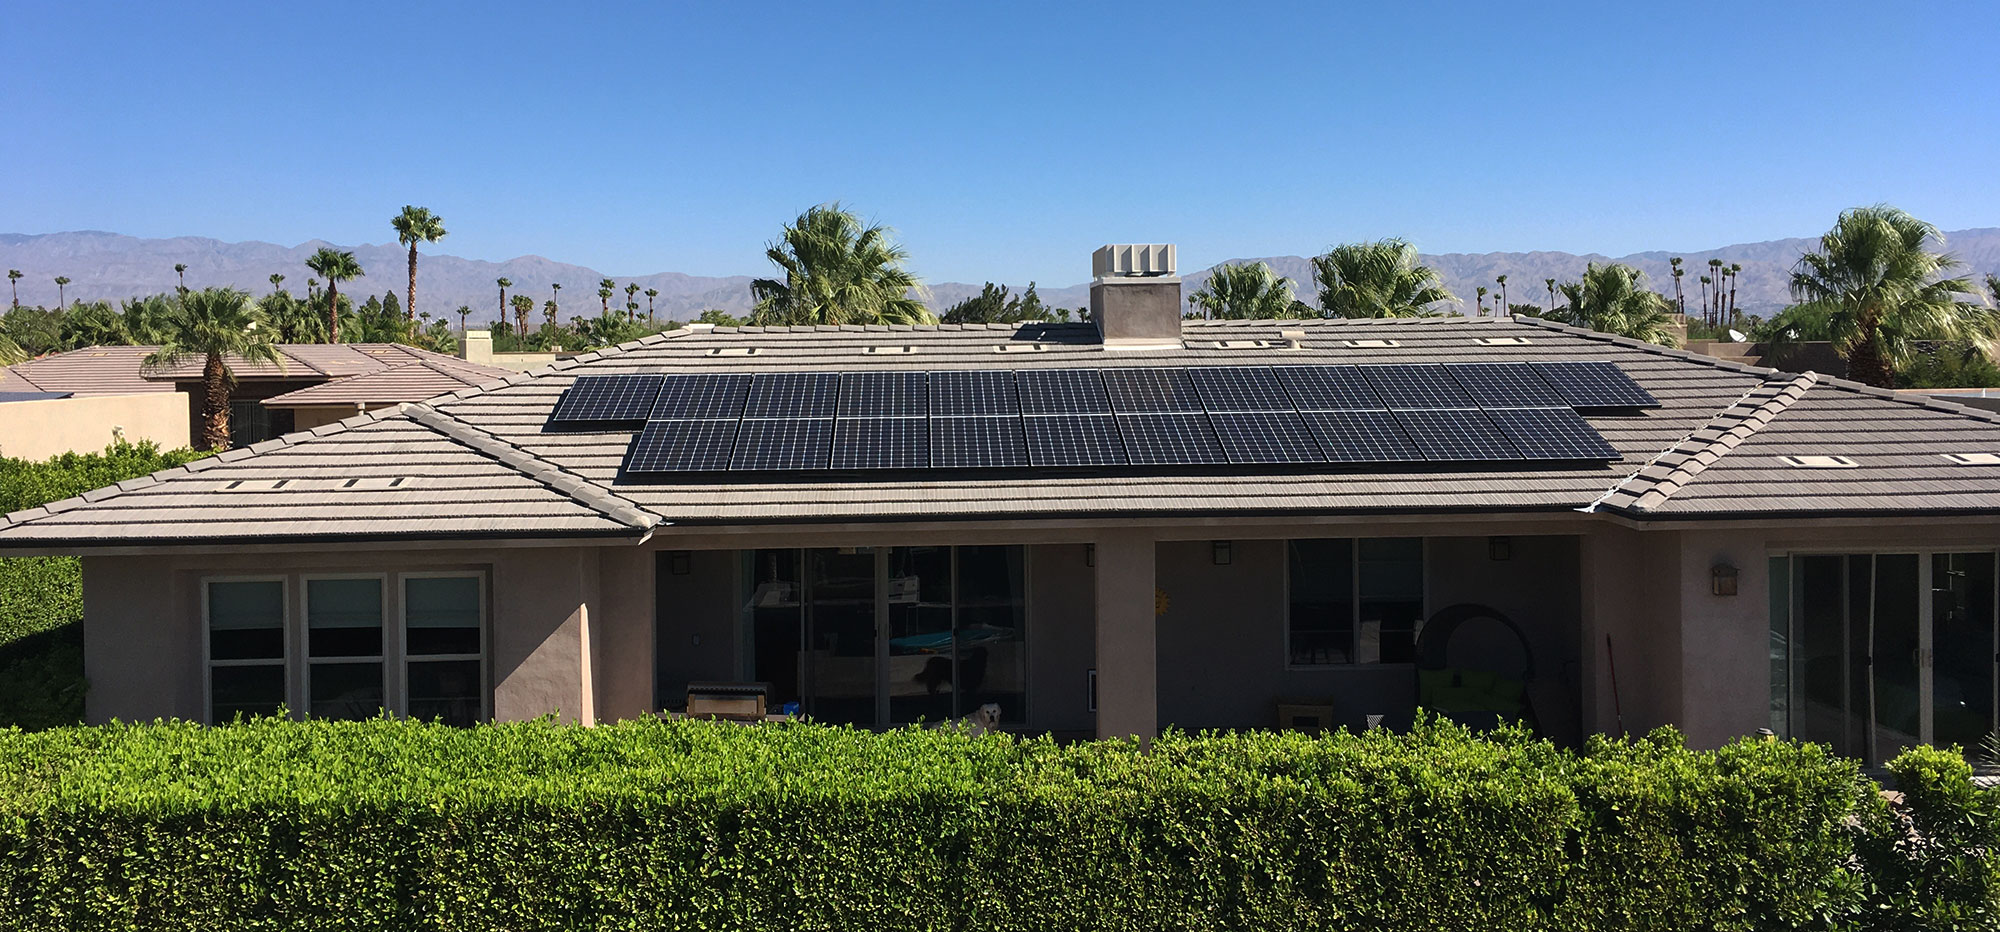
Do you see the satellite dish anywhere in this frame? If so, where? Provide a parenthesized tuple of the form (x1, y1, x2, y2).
(1727, 328, 1746, 342)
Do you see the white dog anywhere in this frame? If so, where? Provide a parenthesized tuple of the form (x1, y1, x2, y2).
(935, 702, 1003, 736)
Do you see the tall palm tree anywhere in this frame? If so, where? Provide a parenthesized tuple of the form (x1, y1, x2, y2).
(550, 283, 562, 321)
(268, 273, 285, 294)
(1706, 258, 1724, 325)
(1553, 263, 1679, 346)
(456, 304, 472, 334)
(1727, 263, 1741, 321)
(644, 287, 658, 320)
(6, 270, 20, 308)
(1310, 238, 1456, 318)
(624, 282, 641, 321)
(511, 293, 536, 336)
(53, 276, 70, 310)
(1495, 274, 1509, 316)
(543, 298, 558, 330)
(390, 205, 448, 321)
(1789, 205, 1989, 388)
(1669, 257, 1685, 313)
(1189, 262, 1304, 319)
(598, 277, 615, 315)
(303, 248, 364, 343)
(141, 287, 282, 450)
(1545, 277, 1557, 313)
(173, 263, 188, 291)
(1698, 275, 1712, 320)
(750, 203, 933, 325)
(496, 277, 511, 326)
(1475, 286, 1488, 315)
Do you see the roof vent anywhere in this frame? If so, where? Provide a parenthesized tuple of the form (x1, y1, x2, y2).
(863, 345, 916, 355)
(1280, 329, 1306, 350)
(1477, 337, 1532, 346)
(995, 343, 1047, 354)
(1942, 452, 2000, 466)
(341, 477, 408, 490)
(1780, 455, 1859, 469)
(708, 347, 760, 357)
(1206, 339, 1274, 349)
(223, 479, 292, 492)
(1092, 244, 1176, 278)
(1342, 339, 1400, 348)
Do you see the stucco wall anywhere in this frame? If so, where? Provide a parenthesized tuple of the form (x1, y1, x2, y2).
(1026, 543, 1095, 735)
(0, 392, 189, 460)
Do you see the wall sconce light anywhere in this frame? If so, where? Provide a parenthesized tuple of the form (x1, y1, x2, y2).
(1084, 543, 1095, 567)
(1488, 536, 1513, 561)
(1212, 540, 1233, 565)
(1711, 562, 1739, 596)
(669, 551, 692, 575)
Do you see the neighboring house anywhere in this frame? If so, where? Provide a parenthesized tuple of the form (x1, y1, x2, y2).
(3, 245, 1999, 767)
(260, 356, 515, 430)
(0, 346, 189, 458)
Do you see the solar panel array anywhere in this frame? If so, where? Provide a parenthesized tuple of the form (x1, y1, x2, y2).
(545, 362, 1654, 476)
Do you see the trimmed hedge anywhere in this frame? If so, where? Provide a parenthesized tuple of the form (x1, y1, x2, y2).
(2, 716, 1993, 931)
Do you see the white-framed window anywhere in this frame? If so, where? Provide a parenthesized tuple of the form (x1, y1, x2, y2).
(304, 574, 388, 721)
(203, 576, 289, 722)
(1285, 537, 1426, 667)
(402, 572, 489, 726)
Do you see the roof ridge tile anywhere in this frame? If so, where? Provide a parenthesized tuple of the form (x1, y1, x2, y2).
(398, 404, 660, 531)
(1587, 373, 1817, 515)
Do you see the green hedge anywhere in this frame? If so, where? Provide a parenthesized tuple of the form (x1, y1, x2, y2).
(2, 716, 1993, 931)
(0, 441, 210, 729)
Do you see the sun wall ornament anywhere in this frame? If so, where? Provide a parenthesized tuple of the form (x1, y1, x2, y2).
(1155, 588, 1170, 617)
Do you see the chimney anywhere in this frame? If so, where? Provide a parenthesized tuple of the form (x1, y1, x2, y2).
(461, 329, 493, 364)
(1090, 244, 1181, 348)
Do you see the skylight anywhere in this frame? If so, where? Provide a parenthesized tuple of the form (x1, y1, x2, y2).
(1941, 452, 2000, 466)
(1780, 455, 1859, 469)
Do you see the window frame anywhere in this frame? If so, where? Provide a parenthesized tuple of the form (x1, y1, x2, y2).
(399, 570, 491, 723)
(300, 572, 391, 721)
(201, 574, 292, 724)
(1283, 537, 1429, 671)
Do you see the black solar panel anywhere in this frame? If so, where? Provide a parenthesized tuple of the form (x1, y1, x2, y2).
(626, 419, 738, 472)
(1363, 364, 1477, 409)
(831, 417, 928, 469)
(1210, 412, 1326, 463)
(1301, 410, 1423, 463)
(929, 370, 1019, 416)
(1487, 407, 1621, 460)
(1102, 368, 1204, 413)
(743, 372, 839, 418)
(651, 373, 751, 419)
(1023, 415, 1127, 466)
(730, 419, 833, 471)
(930, 416, 1027, 468)
(550, 374, 663, 423)
(837, 371, 927, 417)
(1276, 365, 1384, 411)
(1447, 362, 1566, 408)
(1530, 361, 1660, 408)
(1190, 367, 1292, 413)
(1117, 413, 1227, 465)
(1017, 369, 1111, 415)
(1391, 409, 1522, 461)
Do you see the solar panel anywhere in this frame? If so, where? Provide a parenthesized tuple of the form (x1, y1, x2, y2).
(830, 417, 928, 469)
(730, 419, 833, 471)
(1189, 367, 1292, 413)
(1210, 412, 1326, 463)
(1276, 365, 1384, 411)
(626, 419, 738, 473)
(742, 372, 839, 418)
(931, 416, 1027, 468)
(651, 373, 751, 419)
(1391, 409, 1522, 461)
(1529, 361, 1660, 408)
(1017, 369, 1111, 415)
(1023, 415, 1127, 466)
(1117, 413, 1227, 465)
(837, 371, 927, 417)
(1102, 368, 1204, 413)
(1301, 410, 1423, 463)
(1486, 407, 1621, 460)
(550, 374, 663, 423)
(1363, 364, 1477, 409)
(1446, 362, 1566, 408)
(930, 370, 1019, 416)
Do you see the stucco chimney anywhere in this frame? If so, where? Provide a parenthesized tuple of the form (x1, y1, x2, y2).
(1090, 244, 1181, 348)
(461, 329, 493, 365)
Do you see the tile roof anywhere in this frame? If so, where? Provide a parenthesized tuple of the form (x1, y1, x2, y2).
(140, 343, 458, 380)
(0, 346, 175, 395)
(260, 357, 514, 407)
(5, 315, 2000, 548)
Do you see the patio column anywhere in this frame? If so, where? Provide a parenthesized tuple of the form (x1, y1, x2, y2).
(1094, 529, 1158, 741)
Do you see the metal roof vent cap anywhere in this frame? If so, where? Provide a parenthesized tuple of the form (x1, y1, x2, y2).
(1090, 244, 1181, 350)
(1780, 454, 1859, 469)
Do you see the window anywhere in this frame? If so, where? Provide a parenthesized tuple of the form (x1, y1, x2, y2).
(1287, 538, 1424, 666)
(206, 578, 287, 721)
(404, 575, 487, 726)
(306, 576, 385, 720)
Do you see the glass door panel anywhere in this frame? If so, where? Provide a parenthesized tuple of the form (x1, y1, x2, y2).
(956, 545, 1027, 723)
(1872, 554, 1922, 761)
(806, 548, 877, 725)
(1932, 553, 1997, 750)
(1793, 555, 1858, 754)
(745, 550, 804, 713)
(888, 546, 954, 725)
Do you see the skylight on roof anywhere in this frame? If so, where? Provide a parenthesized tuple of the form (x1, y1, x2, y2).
(1780, 454, 1859, 469)
(1476, 337, 1533, 346)
(1342, 339, 1400, 348)
(1942, 452, 2000, 466)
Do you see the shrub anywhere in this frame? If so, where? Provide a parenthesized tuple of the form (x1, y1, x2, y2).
(4, 716, 1971, 932)
(1853, 746, 2000, 930)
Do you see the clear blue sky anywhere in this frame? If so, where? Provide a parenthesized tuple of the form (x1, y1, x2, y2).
(6, 1, 1996, 285)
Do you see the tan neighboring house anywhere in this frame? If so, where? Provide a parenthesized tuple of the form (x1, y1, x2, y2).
(0, 346, 187, 458)
(3, 245, 1998, 767)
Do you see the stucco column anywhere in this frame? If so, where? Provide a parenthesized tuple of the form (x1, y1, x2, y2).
(1093, 529, 1158, 740)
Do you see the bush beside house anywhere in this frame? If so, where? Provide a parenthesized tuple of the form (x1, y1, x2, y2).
(0, 442, 209, 729)
(0, 717, 1993, 931)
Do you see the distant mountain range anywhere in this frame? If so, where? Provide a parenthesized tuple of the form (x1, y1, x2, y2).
(4, 228, 1998, 323)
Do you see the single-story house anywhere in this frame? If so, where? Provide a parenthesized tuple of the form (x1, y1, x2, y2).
(3, 245, 1996, 765)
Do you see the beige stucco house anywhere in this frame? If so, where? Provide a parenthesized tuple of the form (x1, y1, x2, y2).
(3, 246, 1997, 765)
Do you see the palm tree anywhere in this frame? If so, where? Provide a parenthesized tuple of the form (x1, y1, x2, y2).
(1495, 274, 1509, 316)
(53, 276, 70, 310)
(455, 304, 472, 334)
(496, 277, 511, 327)
(644, 287, 658, 320)
(141, 287, 282, 450)
(750, 203, 933, 325)
(1189, 262, 1304, 319)
(1310, 238, 1456, 318)
(268, 273, 285, 294)
(303, 248, 364, 343)
(598, 278, 615, 315)
(1669, 257, 1685, 313)
(1706, 258, 1724, 325)
(1475, 286, 1488, 315)
(543, 298, 558, 330)
(390, 206, 448, 321)
(1727, 263, 1741, 321)
(1553, 263, 1679, 346)
(511, 293, 536, 336)
(1789, 205, 1989, 388)
(1545, 277, 1557, 313)
(1698, 275, 1712, 321)
(6, 270, 20, 309)
(624, 282, 641, 321)
(550, 283, 562, 321)
(173, 264, 188, 291)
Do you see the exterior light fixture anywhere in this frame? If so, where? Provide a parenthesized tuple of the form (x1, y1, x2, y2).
(1085, 543, 1095, 567)
(1488, 536, 1513, 561)
(1711, 563, 1739, 596)
(669, 551, 692, 575)
(1212, 540, 1233, 565)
